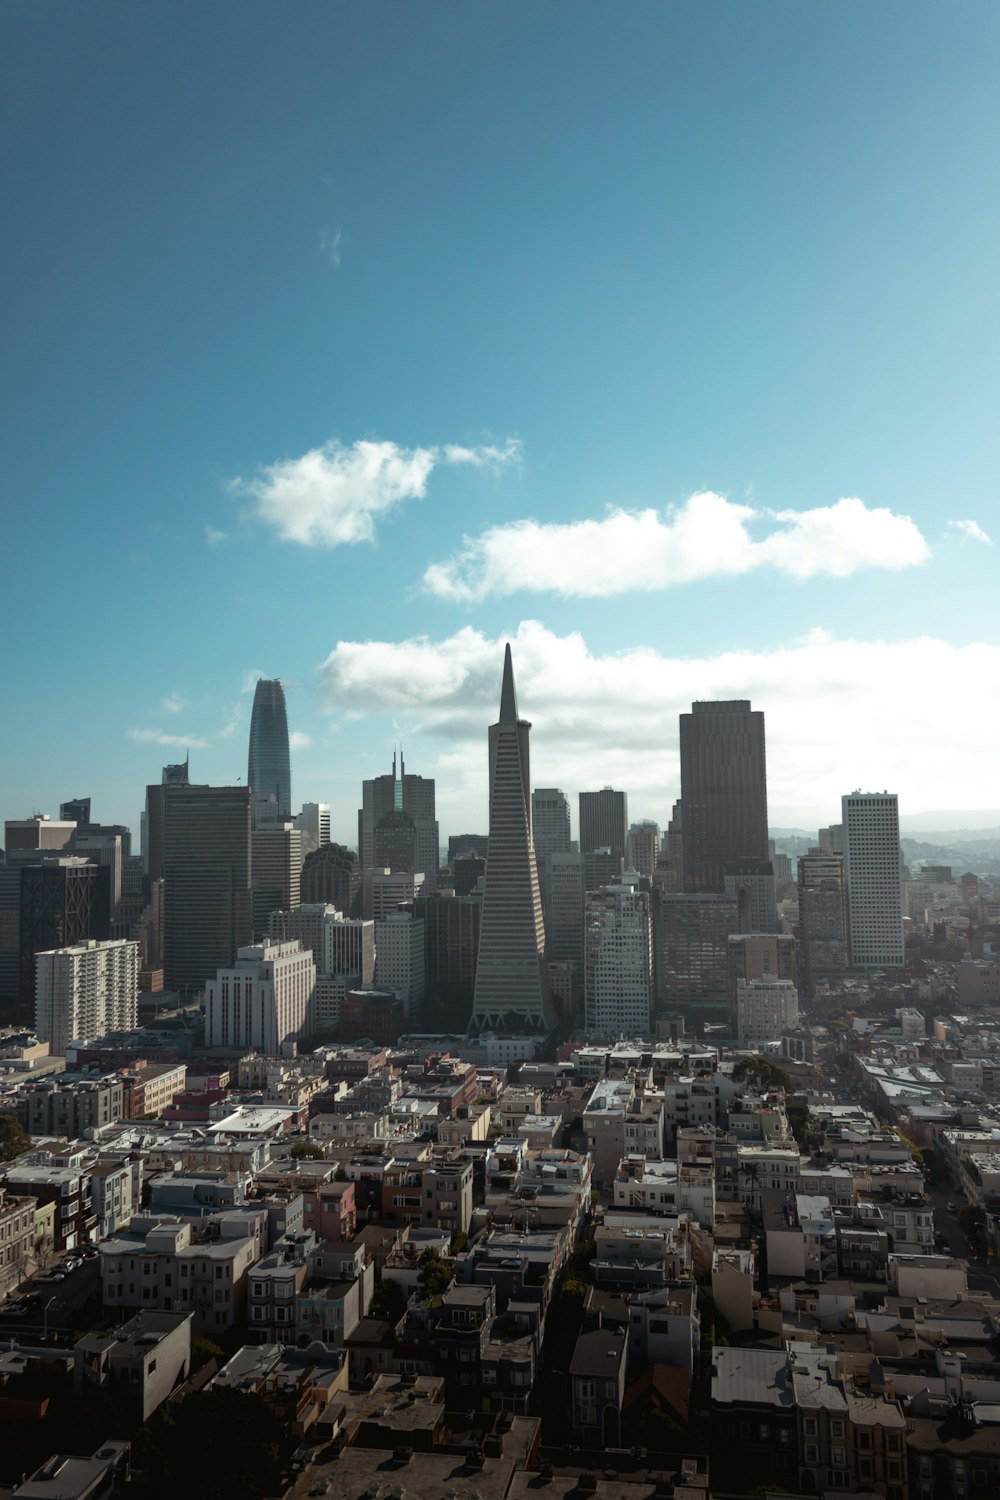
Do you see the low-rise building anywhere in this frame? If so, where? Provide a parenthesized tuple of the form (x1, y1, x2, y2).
(74, 1311, 191, 1421)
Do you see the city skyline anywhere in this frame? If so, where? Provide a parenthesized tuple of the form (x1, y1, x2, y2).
(3, 5, 1000, 841)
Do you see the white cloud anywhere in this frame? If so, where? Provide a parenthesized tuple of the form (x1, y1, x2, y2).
(289, 730, 312, 751)
(127, 727, 208, 750)
(230, 437, 520, 549)
(423, 492, 930, 602)
(320, 226, 343, 268)
(204, 525, 228, 546)
(241, 669, 266, 695)
(161, 694, 185, 715)
(320, 620, 1000, 831)
(949, 518, 992, 546)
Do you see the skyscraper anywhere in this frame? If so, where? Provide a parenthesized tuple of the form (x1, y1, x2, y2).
(532, 789, 572, 860)
(679, 700, 769, 893)
(162, 784, 252, 994)
(248, 679, 291, 826)
(578, 788, 629, 863)
(471, 645, 553, 1033)
(358, 751, 439, 905)
(584, 875, 652, 1039)
(204, 938, 314, 1055)
(842, 792, 904, 969)
(797, 847, 850, 988)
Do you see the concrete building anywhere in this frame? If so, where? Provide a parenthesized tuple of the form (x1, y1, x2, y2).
(374, 908, 425, 1019)
(627, 822, 659, 879)
(471, 646, 553, 1033)
(531, 788, 572, 859)
(16, 858, 112, 1000)
(251, 822, 303, 937)
(584, 876, 652, 1039)
(23, 1073, 124, 1136)
(75, 1311, 192, 1421)
(34, 937, 138, 1057)
(0, 1188, 37, 1301)
(369, 869, 426, 921)
(797, 848, 850, 988)
(358, 751, 438, 889)
(294, 802, 331, 856)
(736, 977, 800, 1046)
(100, 1212, 263, 1333)
(204, 939, 315, 1055)
(299, 842, 360, 916)
(842, 791, 904, 969)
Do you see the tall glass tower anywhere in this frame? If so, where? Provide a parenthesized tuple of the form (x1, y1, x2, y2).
(248, 679, 291, 825)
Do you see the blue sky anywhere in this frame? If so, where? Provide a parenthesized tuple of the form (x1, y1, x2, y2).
(3, 1, 999, 846)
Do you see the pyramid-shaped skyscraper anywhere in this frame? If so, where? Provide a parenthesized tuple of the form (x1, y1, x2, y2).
(470, 644, 555, 1033)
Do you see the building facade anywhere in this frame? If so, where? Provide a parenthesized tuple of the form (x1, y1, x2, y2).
(204, 939, 315, 1055)
(35, 937, 138, 1056)
(842, 792, 904, 969)
(679, 699, 769, 893)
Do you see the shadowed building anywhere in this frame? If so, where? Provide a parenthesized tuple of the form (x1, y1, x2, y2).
(679, 700, 769, 893)
(162, 784, 252, 995)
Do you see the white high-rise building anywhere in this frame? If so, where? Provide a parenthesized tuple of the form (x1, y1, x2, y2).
(369, 869, 426, 922)
(842, 792, 904, 969)
(294, 803, 331, 856)
(584, 875, 652, 1039)
(204, 938, 315, 1055)
(472, 646, 553, 1033)
(375, 909, 425, 1018)
(736, 977, 799, 1046)
(532, 789, 572, 860)
(35, 938, 139, 1057)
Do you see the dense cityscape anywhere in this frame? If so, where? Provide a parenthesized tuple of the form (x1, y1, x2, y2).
(1, 647, 999, 1500)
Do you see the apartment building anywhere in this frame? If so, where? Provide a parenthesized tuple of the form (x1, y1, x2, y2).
(100, 1211, 263, 1333)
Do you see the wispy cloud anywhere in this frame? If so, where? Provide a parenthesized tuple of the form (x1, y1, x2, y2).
(289, 730, 312, 751)
(230, 436, 520, 549)
(949, 518, 992, 546)
(127, 727, 208, 750)
(205, 525, 228, 546)
(320, 620, 1000, 827)
(320, 226, 343, 268)
(161, 694, 185, 715)
(241, 669, 266, 695)
(423, 492, 930, 602)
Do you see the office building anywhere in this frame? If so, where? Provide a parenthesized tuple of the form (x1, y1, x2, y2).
(370, 869, 426, 921)
(679, 700, 769, 892)
(268, 903, 335, 974)
(842, 792, 904, 969)
(585, 875, 653, 1038)
(548, 852, 585, 966)
(19, 858, 112, 999)
(294, 802, 331, 856)
(35, 937, 139, 1057)
(797, 849, 850, 988)
(60, 797, 91, 827)
(579, 788, 629, 863)
(736, 978, 799, 1046)
(818, 824, 844, 853)
(654, 891, 737, 1003)
(583, 847, 624, 894)
(471, 645, 553, 1033)
(358, 752, 438, 889)
(415, 890, 482, 1026)
(627, 821, 659, 879)
(144, 758, 190, 884)
(532, 789, 572, 859)
(204, 938, 314, 1055)
(247, 678, 292, 826)
(300, 842, 360, 915)
(73, 827, 124, 918)
(375, 909, 425, 1018)
(162, 784, 252, 995)
(723, 857, 778, 933)
(251, 822, 302, 937)
(5, 816, 76, 857)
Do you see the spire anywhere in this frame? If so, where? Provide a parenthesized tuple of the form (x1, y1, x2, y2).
(499, 642, 518, 724)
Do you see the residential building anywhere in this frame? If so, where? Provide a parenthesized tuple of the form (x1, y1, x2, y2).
(74, 1311, 192, 1422)
(569, 1328, 627, 1447)
(22, 1072, 124, 1136)
(99, 1212, 263, 1333)
(6, 1163, 96, 1252)
(34, 938, 138, 1057)
(0, 1188, 37, 1300)
(736, 977, 800, 1046)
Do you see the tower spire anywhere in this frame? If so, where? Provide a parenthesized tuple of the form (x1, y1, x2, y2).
(499, 642, 518, 724)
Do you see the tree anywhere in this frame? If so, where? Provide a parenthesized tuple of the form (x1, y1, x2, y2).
(731, 1057, 793, 1095)
(136, 1388, 284, 1500)
(417, 1249, 452, 1300)
(0, 1114, 30, 1163)
(290, 1140, 324, 1161)
(958, 1206, 987, 1248)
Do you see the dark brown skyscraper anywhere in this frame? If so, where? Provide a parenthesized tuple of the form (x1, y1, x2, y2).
(162, 784, 251, 994)
(679, 700, 769, 893)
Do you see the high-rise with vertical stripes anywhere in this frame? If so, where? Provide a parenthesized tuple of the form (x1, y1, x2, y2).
(471, 645, 554, 1033)
(248, 679, 291, 827)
